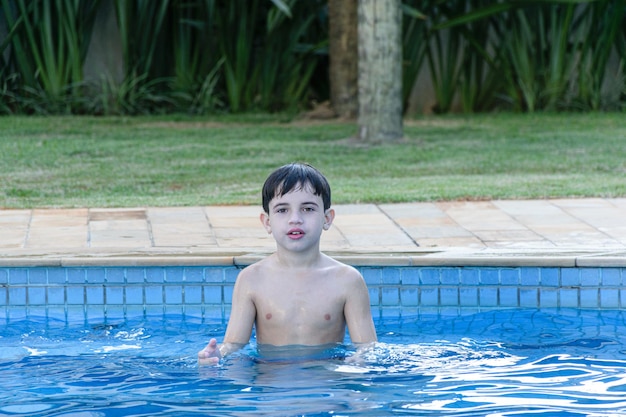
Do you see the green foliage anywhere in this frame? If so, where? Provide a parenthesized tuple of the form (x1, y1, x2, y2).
(114, 0, 170, 81)
(495, 3, 587, 111)
(418, 0, 626, 112)
(401, 3, 428, 111)
(573, 0, 625, 110)
(0, 0, 327, 115)
(0, 0, 100, 113)
(214, 0, 327, 112)
(0, 0, 624, 114)
(88, 74, 176, 115)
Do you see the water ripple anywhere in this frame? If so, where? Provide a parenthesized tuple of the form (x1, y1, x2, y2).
(1, 312, 625, 416)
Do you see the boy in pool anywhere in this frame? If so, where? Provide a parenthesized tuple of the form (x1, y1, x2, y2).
(198, 163, 377, 365)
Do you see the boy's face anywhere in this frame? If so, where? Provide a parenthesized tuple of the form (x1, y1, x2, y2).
(260, 183, 334, 252)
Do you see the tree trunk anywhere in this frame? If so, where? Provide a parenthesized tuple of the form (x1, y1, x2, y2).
(328, 0, 358, 119)
(357, 0, 403, 143)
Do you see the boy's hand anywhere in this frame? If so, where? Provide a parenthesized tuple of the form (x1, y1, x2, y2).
(198, 338, 222, 366)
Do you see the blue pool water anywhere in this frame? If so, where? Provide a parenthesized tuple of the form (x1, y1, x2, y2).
(1, 309, 625, 416)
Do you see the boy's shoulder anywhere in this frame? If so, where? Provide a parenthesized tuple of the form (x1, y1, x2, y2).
(323, 254, 361, 274)
(238, 253, 362, 278)
(236, 255, 279, 282)
(318, 255, 366, 287)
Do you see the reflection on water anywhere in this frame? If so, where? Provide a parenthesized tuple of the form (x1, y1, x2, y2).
(1, 309, 625, 416)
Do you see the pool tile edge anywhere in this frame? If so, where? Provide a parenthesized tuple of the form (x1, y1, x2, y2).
(1, 251, 625, 267)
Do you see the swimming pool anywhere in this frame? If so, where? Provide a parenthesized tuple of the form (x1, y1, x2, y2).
(1, 265, 625, 416)
(2, 309, 625, 416)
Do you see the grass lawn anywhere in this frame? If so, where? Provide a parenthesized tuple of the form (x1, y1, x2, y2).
(0, 112, 624, 209)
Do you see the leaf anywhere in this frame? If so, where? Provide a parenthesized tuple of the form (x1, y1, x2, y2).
(433, 3, 513, 30)
(269, 0, 292, 18)
(401, 4, 426, 20)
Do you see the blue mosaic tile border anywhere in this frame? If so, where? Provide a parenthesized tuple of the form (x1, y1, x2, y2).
(0, 266, 624, 322)
(362, 266, 625, 317)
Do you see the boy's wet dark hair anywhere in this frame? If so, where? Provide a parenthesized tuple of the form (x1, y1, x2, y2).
(262, 163, 331, 213)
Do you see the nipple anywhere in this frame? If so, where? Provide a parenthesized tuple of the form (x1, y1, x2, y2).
(324, 314, 331, 321)
(265, 313, 272, 320)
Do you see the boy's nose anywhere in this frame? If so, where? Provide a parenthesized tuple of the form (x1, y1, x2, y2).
(289, 213, 303, 224)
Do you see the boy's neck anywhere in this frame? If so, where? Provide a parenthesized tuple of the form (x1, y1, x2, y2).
(274, 247, 325, 269)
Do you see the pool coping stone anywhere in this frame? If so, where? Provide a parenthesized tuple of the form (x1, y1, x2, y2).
(1, 198, 625, 268)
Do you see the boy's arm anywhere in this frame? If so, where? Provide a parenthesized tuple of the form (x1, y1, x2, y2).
(344, 270, 377, 345)
(198, 271, 257, 365)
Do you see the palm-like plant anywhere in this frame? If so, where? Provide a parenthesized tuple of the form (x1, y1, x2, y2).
(1, 0, 100, 113)
(1, 0, 624, 114)
(422, 0, 626, 112)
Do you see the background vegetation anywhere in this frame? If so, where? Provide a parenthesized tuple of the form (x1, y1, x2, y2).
(1, 0, 624, 115)
(1, 113, 624, 208)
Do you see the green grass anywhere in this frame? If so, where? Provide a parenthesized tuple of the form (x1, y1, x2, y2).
(0, 113, 624, 208)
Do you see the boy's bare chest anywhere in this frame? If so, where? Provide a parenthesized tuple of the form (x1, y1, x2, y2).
(253, 280, 345, 325)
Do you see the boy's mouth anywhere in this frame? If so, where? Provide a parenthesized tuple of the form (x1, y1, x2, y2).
(287, 229, 305, 239)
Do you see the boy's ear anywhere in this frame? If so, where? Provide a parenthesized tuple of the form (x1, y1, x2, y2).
(323, 208, 335, 230)
(260, 212, 272, 234)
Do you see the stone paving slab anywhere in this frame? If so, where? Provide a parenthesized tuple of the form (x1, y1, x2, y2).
(0, 198, 625, 266)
